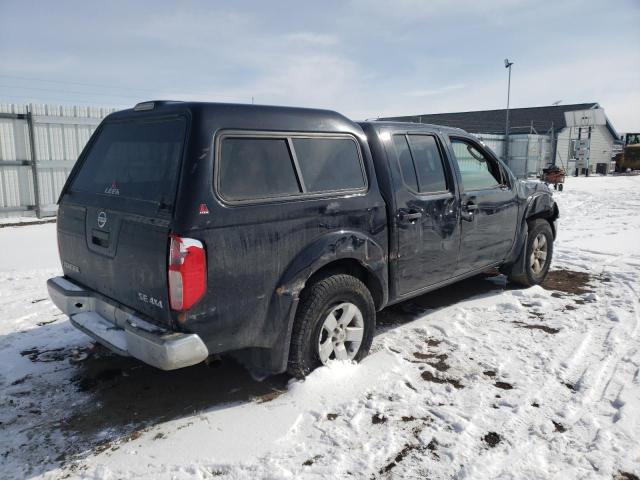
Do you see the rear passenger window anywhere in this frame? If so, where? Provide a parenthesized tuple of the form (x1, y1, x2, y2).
(406, 135, 448, 193)
(392, 134, 419, 191)
(219, 138, 301, 201)
(292, 138, 365, 192)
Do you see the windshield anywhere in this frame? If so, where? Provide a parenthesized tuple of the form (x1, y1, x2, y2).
(70, 117, 186, 205)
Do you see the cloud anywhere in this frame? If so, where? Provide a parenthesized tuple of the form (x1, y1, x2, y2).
(1, 0, 638, 130)
(284, 32, 339, 47)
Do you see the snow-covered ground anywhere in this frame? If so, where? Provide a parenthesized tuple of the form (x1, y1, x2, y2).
(1, 176, 639, 480)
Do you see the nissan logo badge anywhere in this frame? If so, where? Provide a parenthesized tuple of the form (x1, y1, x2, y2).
(97, 211, 107, 228)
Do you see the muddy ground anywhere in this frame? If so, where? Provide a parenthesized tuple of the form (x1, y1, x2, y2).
(1, 268, 597, 476)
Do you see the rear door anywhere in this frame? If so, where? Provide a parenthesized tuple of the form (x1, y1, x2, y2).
(56, 115, 188, 326)
(386, 132, 460, 296)
(447, 137, 518, 275)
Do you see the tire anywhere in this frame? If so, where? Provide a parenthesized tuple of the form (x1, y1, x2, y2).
(287, 274, 375, 378)
(509, 218, 554, 287)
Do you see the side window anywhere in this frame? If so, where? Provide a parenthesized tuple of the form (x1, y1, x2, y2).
(292, 137, 365, 192)
(406, 135, 448, 193)
(219, 137, 301, 201)
(392, 134, 419, 191)
(451, 139, 502, 190)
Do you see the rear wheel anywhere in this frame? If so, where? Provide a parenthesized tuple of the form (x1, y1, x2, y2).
(287, 274, 375, 378)
(509, 218, 554, 287)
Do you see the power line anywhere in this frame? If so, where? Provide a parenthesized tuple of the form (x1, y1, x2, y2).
(0, 74, 161, 94)
(0, 93, 126, 107)
(0, 84, 147, 101)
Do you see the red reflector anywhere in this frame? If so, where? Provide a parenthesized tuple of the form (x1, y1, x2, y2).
(168, 235, 206, 311)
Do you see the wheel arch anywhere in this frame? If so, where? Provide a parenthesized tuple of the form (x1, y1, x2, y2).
(524, 193, 559, 237)
(247, 231, 387, 375)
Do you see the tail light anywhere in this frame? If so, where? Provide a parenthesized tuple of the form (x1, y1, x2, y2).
(168, 235, 206, 311)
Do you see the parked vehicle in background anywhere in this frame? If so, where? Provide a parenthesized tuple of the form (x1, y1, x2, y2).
(614, 133, 640, 172)
(48, 101, 559, 377)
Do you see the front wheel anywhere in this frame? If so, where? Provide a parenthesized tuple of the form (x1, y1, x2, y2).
(509, 218, 554, 287)
(287, 274, 375, 378)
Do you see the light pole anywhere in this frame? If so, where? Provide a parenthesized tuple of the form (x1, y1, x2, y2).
(504, 58, 514, 165)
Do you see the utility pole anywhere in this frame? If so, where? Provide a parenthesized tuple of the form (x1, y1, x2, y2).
(504, 58, 514, 165)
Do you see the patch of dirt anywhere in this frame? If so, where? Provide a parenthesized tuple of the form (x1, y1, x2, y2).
(404, 381, 417, 392)
(427, 438, 439, 454)
(421, 370, 464, 389)
(20, 346, 65, 362)
(614, 472, 640, 480)
(564, 304, 578, 311)
(10, 375, 31, 386)
(75, 368, 123, 392)
(20, 346, 92, 363)
(514, 321, 560, 334)
(495, 381, 513, 390)
(564, 382, 577, 392)
(413, 352, 450, 371)
(378, 443, 425, 475)
(543, 269, 593, 296)
(426, 338, 442, 347)
(532, 402, 540, 408)
(483, 370, 496, 377)
(552, 420, 566, 433)
(528, 311, 545, 320)
(326, 413, 338, 421)
(153, 432, 165, 440)
(483, 432, 501, 448)
(255, 389, 285, 403)
(372, 413, 387, 424)
(302, 454, 322, 466)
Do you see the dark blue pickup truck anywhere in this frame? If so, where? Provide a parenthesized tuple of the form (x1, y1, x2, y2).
(48, 101, 558, 377)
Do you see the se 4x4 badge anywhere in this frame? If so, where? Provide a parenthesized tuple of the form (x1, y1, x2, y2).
(198, 203, 209, 215)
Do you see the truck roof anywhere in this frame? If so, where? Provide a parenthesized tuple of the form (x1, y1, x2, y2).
(106, 101, 364, 136)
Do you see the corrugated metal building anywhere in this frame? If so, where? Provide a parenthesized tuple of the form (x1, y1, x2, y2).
(381, 103, 622, 177)
(0, 103, 115, 218)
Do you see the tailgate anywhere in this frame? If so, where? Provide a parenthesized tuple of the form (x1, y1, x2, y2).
(56, 115, 187, 326)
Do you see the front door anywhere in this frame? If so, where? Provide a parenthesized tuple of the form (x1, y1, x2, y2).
(447, 137, 518, 275)
(387, 132, 461, 297)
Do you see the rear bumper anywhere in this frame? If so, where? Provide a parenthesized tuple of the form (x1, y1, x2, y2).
(47, 276, 209, 370)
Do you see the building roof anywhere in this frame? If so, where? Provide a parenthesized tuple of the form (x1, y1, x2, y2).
(381, 103, 620, 140)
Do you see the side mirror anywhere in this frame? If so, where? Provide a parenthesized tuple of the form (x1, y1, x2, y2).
(468, 145, 486, 162)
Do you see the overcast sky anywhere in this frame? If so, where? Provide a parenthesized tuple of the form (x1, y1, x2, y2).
(1, 0, 639, 131)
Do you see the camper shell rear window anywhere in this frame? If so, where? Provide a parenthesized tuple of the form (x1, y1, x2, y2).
(70, 116, 187, 206)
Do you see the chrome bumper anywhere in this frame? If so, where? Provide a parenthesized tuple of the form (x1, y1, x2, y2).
(47, 276, 208, 370)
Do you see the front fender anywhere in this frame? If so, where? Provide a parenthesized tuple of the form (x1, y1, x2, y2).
(502, 189, 558, 275)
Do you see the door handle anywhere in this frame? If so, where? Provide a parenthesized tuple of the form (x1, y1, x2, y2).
(461, 202, 478, 222)
(399, 210, 423, 223)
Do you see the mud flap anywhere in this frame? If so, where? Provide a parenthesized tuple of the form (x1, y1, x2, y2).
(230, 296, 300, 376)
(500, 229, 528, 278)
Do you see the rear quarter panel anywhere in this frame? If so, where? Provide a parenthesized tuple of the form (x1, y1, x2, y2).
(172, 107, 388, 353)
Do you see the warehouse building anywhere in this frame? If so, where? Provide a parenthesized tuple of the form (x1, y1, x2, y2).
(382, 102, 622, 177)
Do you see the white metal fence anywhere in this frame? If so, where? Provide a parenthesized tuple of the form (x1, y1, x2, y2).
(0, 103, 116, 218)
(472, 133, 553, 179)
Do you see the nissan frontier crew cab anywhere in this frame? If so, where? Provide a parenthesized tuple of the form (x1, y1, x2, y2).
(48, 101, 558, 377)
